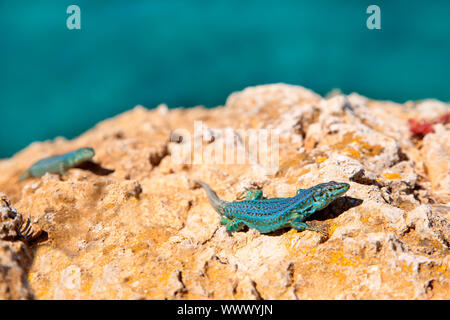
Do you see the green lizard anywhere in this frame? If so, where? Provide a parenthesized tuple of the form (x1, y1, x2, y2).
(19, 147, 95, 181)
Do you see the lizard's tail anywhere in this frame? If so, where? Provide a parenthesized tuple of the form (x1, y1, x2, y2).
(194, 180, 227, 213)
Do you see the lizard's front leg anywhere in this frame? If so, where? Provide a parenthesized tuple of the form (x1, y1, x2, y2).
(245, 187, 305, 201)
(290, 218, 328, 236)
(58, 163, 68, 176)
(289, 205, 320, 221)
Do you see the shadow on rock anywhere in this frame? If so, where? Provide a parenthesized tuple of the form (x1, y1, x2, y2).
(76, 161, 115, 176)
(313, 196, 363, 221)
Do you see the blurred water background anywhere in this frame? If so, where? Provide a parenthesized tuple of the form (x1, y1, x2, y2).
(0, 0, 449, 158)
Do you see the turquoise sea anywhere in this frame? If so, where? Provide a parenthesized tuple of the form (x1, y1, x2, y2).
(0, 0, 449, 158)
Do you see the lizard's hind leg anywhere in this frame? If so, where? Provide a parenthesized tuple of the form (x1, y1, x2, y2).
(245, 190, 263, 200)
(236, 189, 263, 201)
(227, 220, 245, 232)
(221, 217, 245, 232)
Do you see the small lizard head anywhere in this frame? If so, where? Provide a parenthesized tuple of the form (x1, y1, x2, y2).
(77, 147, 96, 160)
(308, 181, 350, 210)
(67, 147, 96, 167)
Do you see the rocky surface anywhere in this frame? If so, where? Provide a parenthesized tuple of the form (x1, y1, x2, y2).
(0, 196, 34, 299)
(0, 84, 448, 299)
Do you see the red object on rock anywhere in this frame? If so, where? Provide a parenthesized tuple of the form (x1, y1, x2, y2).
(408, 112, 450, 137)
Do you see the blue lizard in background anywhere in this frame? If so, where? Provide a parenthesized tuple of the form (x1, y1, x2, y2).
(19, 148, 95, 181)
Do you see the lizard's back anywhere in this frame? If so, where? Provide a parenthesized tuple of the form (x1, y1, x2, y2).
(19, 148, 95, 181)
(223, 191, 311, 232)
(26, 154, 67, 177)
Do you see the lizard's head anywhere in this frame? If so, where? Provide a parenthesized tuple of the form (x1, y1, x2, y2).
(77, 147, 96, 160)
(308, 181, 350, 210)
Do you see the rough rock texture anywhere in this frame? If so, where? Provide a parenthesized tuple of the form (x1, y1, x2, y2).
(0, 84, 448, 300)
(0, 196, 34, 299)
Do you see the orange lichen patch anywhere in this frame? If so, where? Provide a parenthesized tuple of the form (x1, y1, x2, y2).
(360, 216, 370, 224)
(299, 167, 311, 176)
(27, 245, 75, 300)
(341, 147, 360, 159)
(103, 203, 116, 210)
(30, 277, 52, 300)
(316, 156, 327, 164)
(328, 223, 339, 236)
(331, 132, 357, 150)
(130, 239, 148, 254)
(327, 250, 360, 267)
(28, 270, 45, 298)
(400, 263, 415, 275)
(383, 173, 402, 180)
(435, 264, 450, 278)
(356, 140, 384, 157)
(437, 264, 447, 273)
(101, 244, 120, 261)
(157, 267, 178, 287)
(80, 274, 94, 298)
(330, 270, 351, 285)
(333, 132, 384, 159)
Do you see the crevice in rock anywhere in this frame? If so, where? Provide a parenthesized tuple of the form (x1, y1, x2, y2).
(285, 262, 295, 288)
(293, 106, 321, 139)
(349, 169, 380, 187)
(201, 226, 219, 246)
(250, 279, 264, 300)
(149, 144, 169, 168)
(173, 269, 187, 298)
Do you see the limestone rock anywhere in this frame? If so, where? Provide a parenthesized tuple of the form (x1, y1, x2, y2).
(0, 84, 448, 300)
